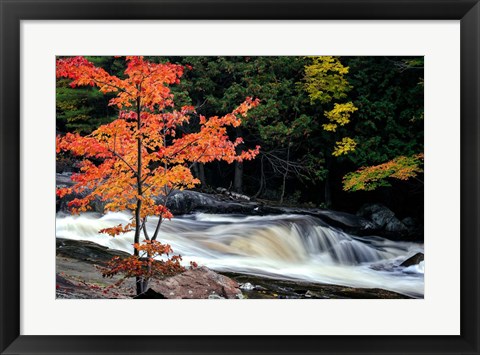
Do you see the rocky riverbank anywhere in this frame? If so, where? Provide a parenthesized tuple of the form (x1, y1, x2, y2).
(56, 238, 410, 299)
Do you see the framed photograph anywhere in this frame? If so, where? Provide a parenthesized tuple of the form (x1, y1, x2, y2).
(1, 0, 479, 354)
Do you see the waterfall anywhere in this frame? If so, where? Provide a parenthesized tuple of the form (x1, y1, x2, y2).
(56, 211, 424, 297)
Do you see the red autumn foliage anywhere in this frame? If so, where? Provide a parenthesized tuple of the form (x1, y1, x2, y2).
(56, 56, 260, 294)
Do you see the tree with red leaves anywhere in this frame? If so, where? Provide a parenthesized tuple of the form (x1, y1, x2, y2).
(56, 56, 259, 295)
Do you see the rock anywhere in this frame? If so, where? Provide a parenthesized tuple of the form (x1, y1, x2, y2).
(56, 266, 134, 299)
(166, 189, 262, 215)
(56, 238, 130, 265)
(400, 252, 424, 267)
(401, 217, 422, 238)
(357, 203, 409, 237)
(56, 173, 106, 213)
(221, 272, 412, 299)
(239, 282, 255, 291)
(402, 217, 416, 227)
(358, 203, 394, 228)
(302, 209, 376, 235)
(149, 266, 242, 299)
(208, 294, 225, 299)
(385, 219, 408, 234)
(216, 187, 251, 201)
(56, 172, 75, 186)
(56, 273, 77, 289)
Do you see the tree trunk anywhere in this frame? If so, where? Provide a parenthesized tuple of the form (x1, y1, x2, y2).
(254, 155, 265, 198)
(134, 96, 144, 295)
(192, 162, 207, 188)
(234, 161, 243, 193)
(198, 163, 206, 188)
(233, 127, 244, 193)
(192, 162, 199, 180)
(279, 143, 291, 204)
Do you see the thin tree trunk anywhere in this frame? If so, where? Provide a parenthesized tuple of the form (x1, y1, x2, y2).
(254, 155, 265, 198)
(141, 218, 151, 292)
(279, 143, 291, 204)
(233, 127, 244, 193)
(192, 162, 200, 180)
(192, 162, 207, 188)
(134, 96, 144, 295)
(233, 161, 243, 193)
(198, 163, 206, 188)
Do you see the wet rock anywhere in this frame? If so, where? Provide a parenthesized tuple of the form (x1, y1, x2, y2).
(222, 272, 411, 299)
(56, 238, 130, 265)
(357, 203, 410, 238)
(149, 266, 242, 299)
(301, 209, 375, 235)
(166, 189, 263, 215)
(402, 217, 416, 227)
(400, 252, 424, 267)
(216, 187, 251, 201)
(385, 219, 408, 233)
(239, 282, 255, 291)
(304, 290, 328, 299)
(358, 203, 395, 228)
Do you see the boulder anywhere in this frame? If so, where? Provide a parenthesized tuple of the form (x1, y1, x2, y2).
(400, 252, 424, 267)
(357, 203, 409, 237)
(304, 209, 376, 235)
(149, 266, 242, 299)
(165, 189, 264, 215)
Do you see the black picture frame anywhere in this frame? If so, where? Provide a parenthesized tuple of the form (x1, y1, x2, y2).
(1, 1, 479, 354)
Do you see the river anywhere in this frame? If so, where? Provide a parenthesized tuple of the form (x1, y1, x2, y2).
(56, 211, 424, 298)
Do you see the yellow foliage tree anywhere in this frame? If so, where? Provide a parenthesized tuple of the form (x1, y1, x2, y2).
(304, 56, 358, 156)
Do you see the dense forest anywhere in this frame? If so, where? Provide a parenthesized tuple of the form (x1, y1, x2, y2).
(57, 56, 424, 220)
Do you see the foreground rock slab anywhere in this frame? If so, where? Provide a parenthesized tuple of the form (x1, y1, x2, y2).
(149, 266, 243, 299)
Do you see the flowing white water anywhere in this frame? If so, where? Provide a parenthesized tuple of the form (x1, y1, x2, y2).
(56, 211, 424, 297)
